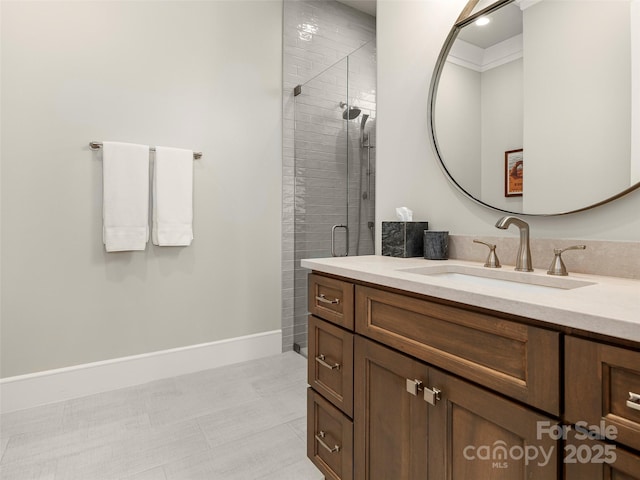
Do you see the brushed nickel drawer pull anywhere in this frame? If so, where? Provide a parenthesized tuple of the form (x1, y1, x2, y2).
(316, 294, 340, 305)
(315, 430, 340, 453)
(627, 392, 640, 411)
(424, 387, 442, 406)
(315, 354, 341, 370)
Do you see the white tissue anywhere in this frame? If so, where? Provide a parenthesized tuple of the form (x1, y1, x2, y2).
(395, 207, 413, 221)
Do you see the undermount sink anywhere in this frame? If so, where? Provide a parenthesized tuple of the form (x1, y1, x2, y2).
(399, 264, 596, 292)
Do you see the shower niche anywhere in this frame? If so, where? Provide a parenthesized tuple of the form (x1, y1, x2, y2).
(293, 41, 376, 352)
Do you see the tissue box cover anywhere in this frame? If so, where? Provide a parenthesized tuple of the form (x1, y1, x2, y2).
(382, 221, 429, 258)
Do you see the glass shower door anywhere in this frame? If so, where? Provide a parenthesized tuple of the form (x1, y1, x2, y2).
(293, 41, 376, 352)
(293, 59, 350, 353)
(294, 58, 350, 260)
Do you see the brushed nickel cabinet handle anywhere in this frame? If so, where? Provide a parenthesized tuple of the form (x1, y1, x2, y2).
(315, 354, 340, 370)
(406, 379, 441, 405)
(315, 431, 340, 453)
(406, 379, 424, 396)
(424, 387, 442, 406)
(315, 294, 340, 305)
(627, 392, 640, 411)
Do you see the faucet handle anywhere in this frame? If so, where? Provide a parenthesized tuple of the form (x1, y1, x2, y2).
(547, 245, 586, 276)
(473, 239, 501, 268)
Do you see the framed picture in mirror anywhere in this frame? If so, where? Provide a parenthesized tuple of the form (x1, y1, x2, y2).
(505, 149, 523, 197)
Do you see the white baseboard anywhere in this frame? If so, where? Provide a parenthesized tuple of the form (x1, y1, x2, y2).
(0, 330, 282, 414)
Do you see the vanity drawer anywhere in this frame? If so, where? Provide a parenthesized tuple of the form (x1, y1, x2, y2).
(565, 336, 640, 452)
(564, 432, 640, 479)
(355, 285, 560, 415)
(308, 388, 353, 480)
(308, 273, 354, 330)
(308, 315, 354, 417)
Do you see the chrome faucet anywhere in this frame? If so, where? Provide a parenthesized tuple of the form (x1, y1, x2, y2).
(495, 216, 533, 272)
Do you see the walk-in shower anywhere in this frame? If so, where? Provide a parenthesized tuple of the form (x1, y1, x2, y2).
(292, 41, 376, 352)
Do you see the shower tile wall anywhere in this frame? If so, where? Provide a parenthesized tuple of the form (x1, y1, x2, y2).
(282, 0, 376, 351)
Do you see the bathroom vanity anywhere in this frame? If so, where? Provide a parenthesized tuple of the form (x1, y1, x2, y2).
(303, 256, 640, 480)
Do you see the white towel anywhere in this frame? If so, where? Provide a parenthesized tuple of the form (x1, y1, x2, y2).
(152, 146, 194, 246)
(102, 142, 150, 252)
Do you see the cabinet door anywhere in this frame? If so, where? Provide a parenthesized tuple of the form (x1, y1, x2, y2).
(428, 368, 559, 479)
(354, 336, 430, 480)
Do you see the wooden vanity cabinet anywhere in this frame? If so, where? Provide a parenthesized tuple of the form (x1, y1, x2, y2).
(306, 272, 639, 480)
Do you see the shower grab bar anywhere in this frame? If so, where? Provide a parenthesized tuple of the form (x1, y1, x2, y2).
(89, 142, 202, 160)
(331, 224, 349, 257)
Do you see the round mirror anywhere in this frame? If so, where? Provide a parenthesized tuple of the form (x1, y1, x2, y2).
(428, 0, 640, 215)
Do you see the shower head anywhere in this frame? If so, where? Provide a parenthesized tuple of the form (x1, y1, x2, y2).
(343, 108, 361, 120)
(339, 101, 361, 120)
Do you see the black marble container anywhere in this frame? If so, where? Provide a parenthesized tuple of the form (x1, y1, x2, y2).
(382, 221, 429, 258)
(424, 231, 449, 260)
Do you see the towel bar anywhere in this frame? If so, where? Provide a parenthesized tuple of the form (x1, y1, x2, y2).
(89, 142, 202, 160)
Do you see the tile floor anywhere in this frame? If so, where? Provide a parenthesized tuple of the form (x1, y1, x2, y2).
(0, 352, 323, 480)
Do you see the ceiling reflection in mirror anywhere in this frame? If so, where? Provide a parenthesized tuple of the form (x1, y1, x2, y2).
(430, 0, 640, 215)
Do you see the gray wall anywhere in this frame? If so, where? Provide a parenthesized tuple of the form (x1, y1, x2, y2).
(1, 0, 283, 377)
(376, 0, 640, 247)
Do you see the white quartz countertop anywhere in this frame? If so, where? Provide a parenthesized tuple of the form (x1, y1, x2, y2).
(301, 255, 640, 343)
